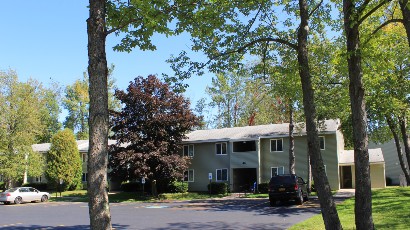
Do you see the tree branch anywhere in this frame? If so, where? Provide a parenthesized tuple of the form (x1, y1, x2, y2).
(358, 0, 391, 25)
(309, 0, 324, 19)
(363, 18, 403, 44)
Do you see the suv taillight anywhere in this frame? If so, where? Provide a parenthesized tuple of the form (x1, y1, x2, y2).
(294, 184, 298, 190)
(6, 193, 11, 196)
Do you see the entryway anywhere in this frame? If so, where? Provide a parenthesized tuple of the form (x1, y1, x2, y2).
(232, 168, 257, 192)
(340, 165, 353, 189)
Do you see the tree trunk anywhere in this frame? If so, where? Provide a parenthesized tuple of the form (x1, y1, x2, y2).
(297, 0, 342, 229)
(400, 0, 410, 47)
(386, 117, 410, 185)
(289, 103, 295, 174)
(87, 1, 112, 229)
(343, 0, 374, 229)
(399, 116, 410, 181)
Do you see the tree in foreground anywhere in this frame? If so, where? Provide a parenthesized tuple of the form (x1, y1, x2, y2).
(45, 129, 82, 191)
(109, 75, 200, 192)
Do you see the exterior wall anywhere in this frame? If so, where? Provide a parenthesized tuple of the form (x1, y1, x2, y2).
(186, 141, 230, 191)
(259, 133, 340, 190)
(370, 164, 386, 188)
(369, 140, 406, 185)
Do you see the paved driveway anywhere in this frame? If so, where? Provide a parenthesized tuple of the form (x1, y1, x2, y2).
(0, 197, 323, 230)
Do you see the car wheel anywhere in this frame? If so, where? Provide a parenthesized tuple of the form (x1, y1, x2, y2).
(296, 193, 303, 205)
(14, 197, 22, 204)
(41, 195, 48, 202)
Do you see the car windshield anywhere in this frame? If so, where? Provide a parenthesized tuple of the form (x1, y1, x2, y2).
(271, 176, 294, 184)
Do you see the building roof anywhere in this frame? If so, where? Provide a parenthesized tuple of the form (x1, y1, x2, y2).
(184, 119, 340, 143)
(32, 140, 117, 153)
(339, 148, 385, 165)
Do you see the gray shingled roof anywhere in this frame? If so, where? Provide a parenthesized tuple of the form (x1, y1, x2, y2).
(184, 119, 340, 143)
(339, 148, 385, 164)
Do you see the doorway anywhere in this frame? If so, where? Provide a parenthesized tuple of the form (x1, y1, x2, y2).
(232, 168, 257, 192)
(340, 166, 353, 189)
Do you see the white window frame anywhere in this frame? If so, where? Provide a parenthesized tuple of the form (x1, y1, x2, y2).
(271, 166, 285, 177)
(183, 144, 194, 157)
(319, 136, 325, 150)
(270, 139, 284, 152)
(216, 142, 227, 155)
(216, 168, 228, 181)
(184, 169, 194, 182)
(35, 176, 42, 182)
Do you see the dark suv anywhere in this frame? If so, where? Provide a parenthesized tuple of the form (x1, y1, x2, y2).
(268, 174, 309, 206)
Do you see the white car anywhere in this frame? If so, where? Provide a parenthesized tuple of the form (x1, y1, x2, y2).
(0, 187, 50, 205)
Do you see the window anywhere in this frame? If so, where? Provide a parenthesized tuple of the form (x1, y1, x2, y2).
(271, 166, 285, 177)
(82, 173, 88, 182)
(82, 153, 87, 162)
(233, 141, 256, 152)
(216, 143, 227, 155)
(216, 168, 228, 181)
(183, 144, 194, 157)
(319, 136, 325, 150)
(36, 176, 42, 182)
(270, 139, 283, 152)
(184, 169, 194, 182)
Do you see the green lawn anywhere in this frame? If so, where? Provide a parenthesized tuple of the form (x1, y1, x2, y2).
(289, 187, 410, 230)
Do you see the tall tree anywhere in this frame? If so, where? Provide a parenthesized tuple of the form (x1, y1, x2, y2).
(167, 1, 342, 228)
(45, 129, 82, 190)
(109, 75, 200, 191)
(0, 70, 46, 188)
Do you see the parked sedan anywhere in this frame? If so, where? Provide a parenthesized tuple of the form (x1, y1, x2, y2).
(0, 187, 50, 205)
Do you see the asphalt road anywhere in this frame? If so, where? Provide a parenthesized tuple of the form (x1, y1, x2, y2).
(0, 197, 322, 230)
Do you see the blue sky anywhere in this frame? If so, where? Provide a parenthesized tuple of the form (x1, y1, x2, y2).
(0, 1, 211, 113)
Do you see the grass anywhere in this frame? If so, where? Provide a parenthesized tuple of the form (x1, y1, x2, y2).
(289, 187, 410, 230)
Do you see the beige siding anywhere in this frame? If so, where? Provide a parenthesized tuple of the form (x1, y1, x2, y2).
(369, 140, 406, 185)
(370, 164, 386, 188)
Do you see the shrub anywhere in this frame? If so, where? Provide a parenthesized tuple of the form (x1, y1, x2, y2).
(23, 183, 48, 191)
(168, 180, 188, 193)
(0, 182, 5, 191)
(120, 182, 140, 192)
(258, 182, 269, 193)
(207, 182, 228, 194)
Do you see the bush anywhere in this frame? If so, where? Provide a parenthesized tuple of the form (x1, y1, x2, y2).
(207, 182, 228, 195)
(168, 180, 188, 193)
(23, 183, 48, 191)
(0, 182, 5, 191)
(258, 182, 269, 193)
(121, 182, 140, 192)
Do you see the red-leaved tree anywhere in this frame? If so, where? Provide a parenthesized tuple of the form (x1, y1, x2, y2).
(109, 75, 200, 192)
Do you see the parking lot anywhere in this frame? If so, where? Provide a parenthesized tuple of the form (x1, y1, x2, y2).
(0, 197, 322, 229)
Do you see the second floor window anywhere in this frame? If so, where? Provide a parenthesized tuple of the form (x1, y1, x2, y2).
(216, 143, 227, 155)
(183, 144, 194, 157)
(270, 139, 283, 152)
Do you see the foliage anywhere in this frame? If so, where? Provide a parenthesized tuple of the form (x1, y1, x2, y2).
(257, 182, 269, 194)
(109, 75, 200, 192)
(120, 182, 140, 192)
(290, 187, 410, 230)
(207, 182, 229, 195)
(45, 129, 82, 191)
(0, 70, 48, 187)
(168, 180, 188, 193)
(63, 65, 120, 140)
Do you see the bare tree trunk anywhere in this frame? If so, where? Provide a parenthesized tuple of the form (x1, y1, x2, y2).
(399, 0, 410, 47)
(343, 0, 374, 229)
(399, 116, 410, 179)
(297, 0, 342, 228)
(386, 117, 410, 185)
(289, 103, 295, 174)
(87, 0, 112, 229)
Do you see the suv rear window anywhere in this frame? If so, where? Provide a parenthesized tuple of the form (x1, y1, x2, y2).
(270, 176, 295, 184)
